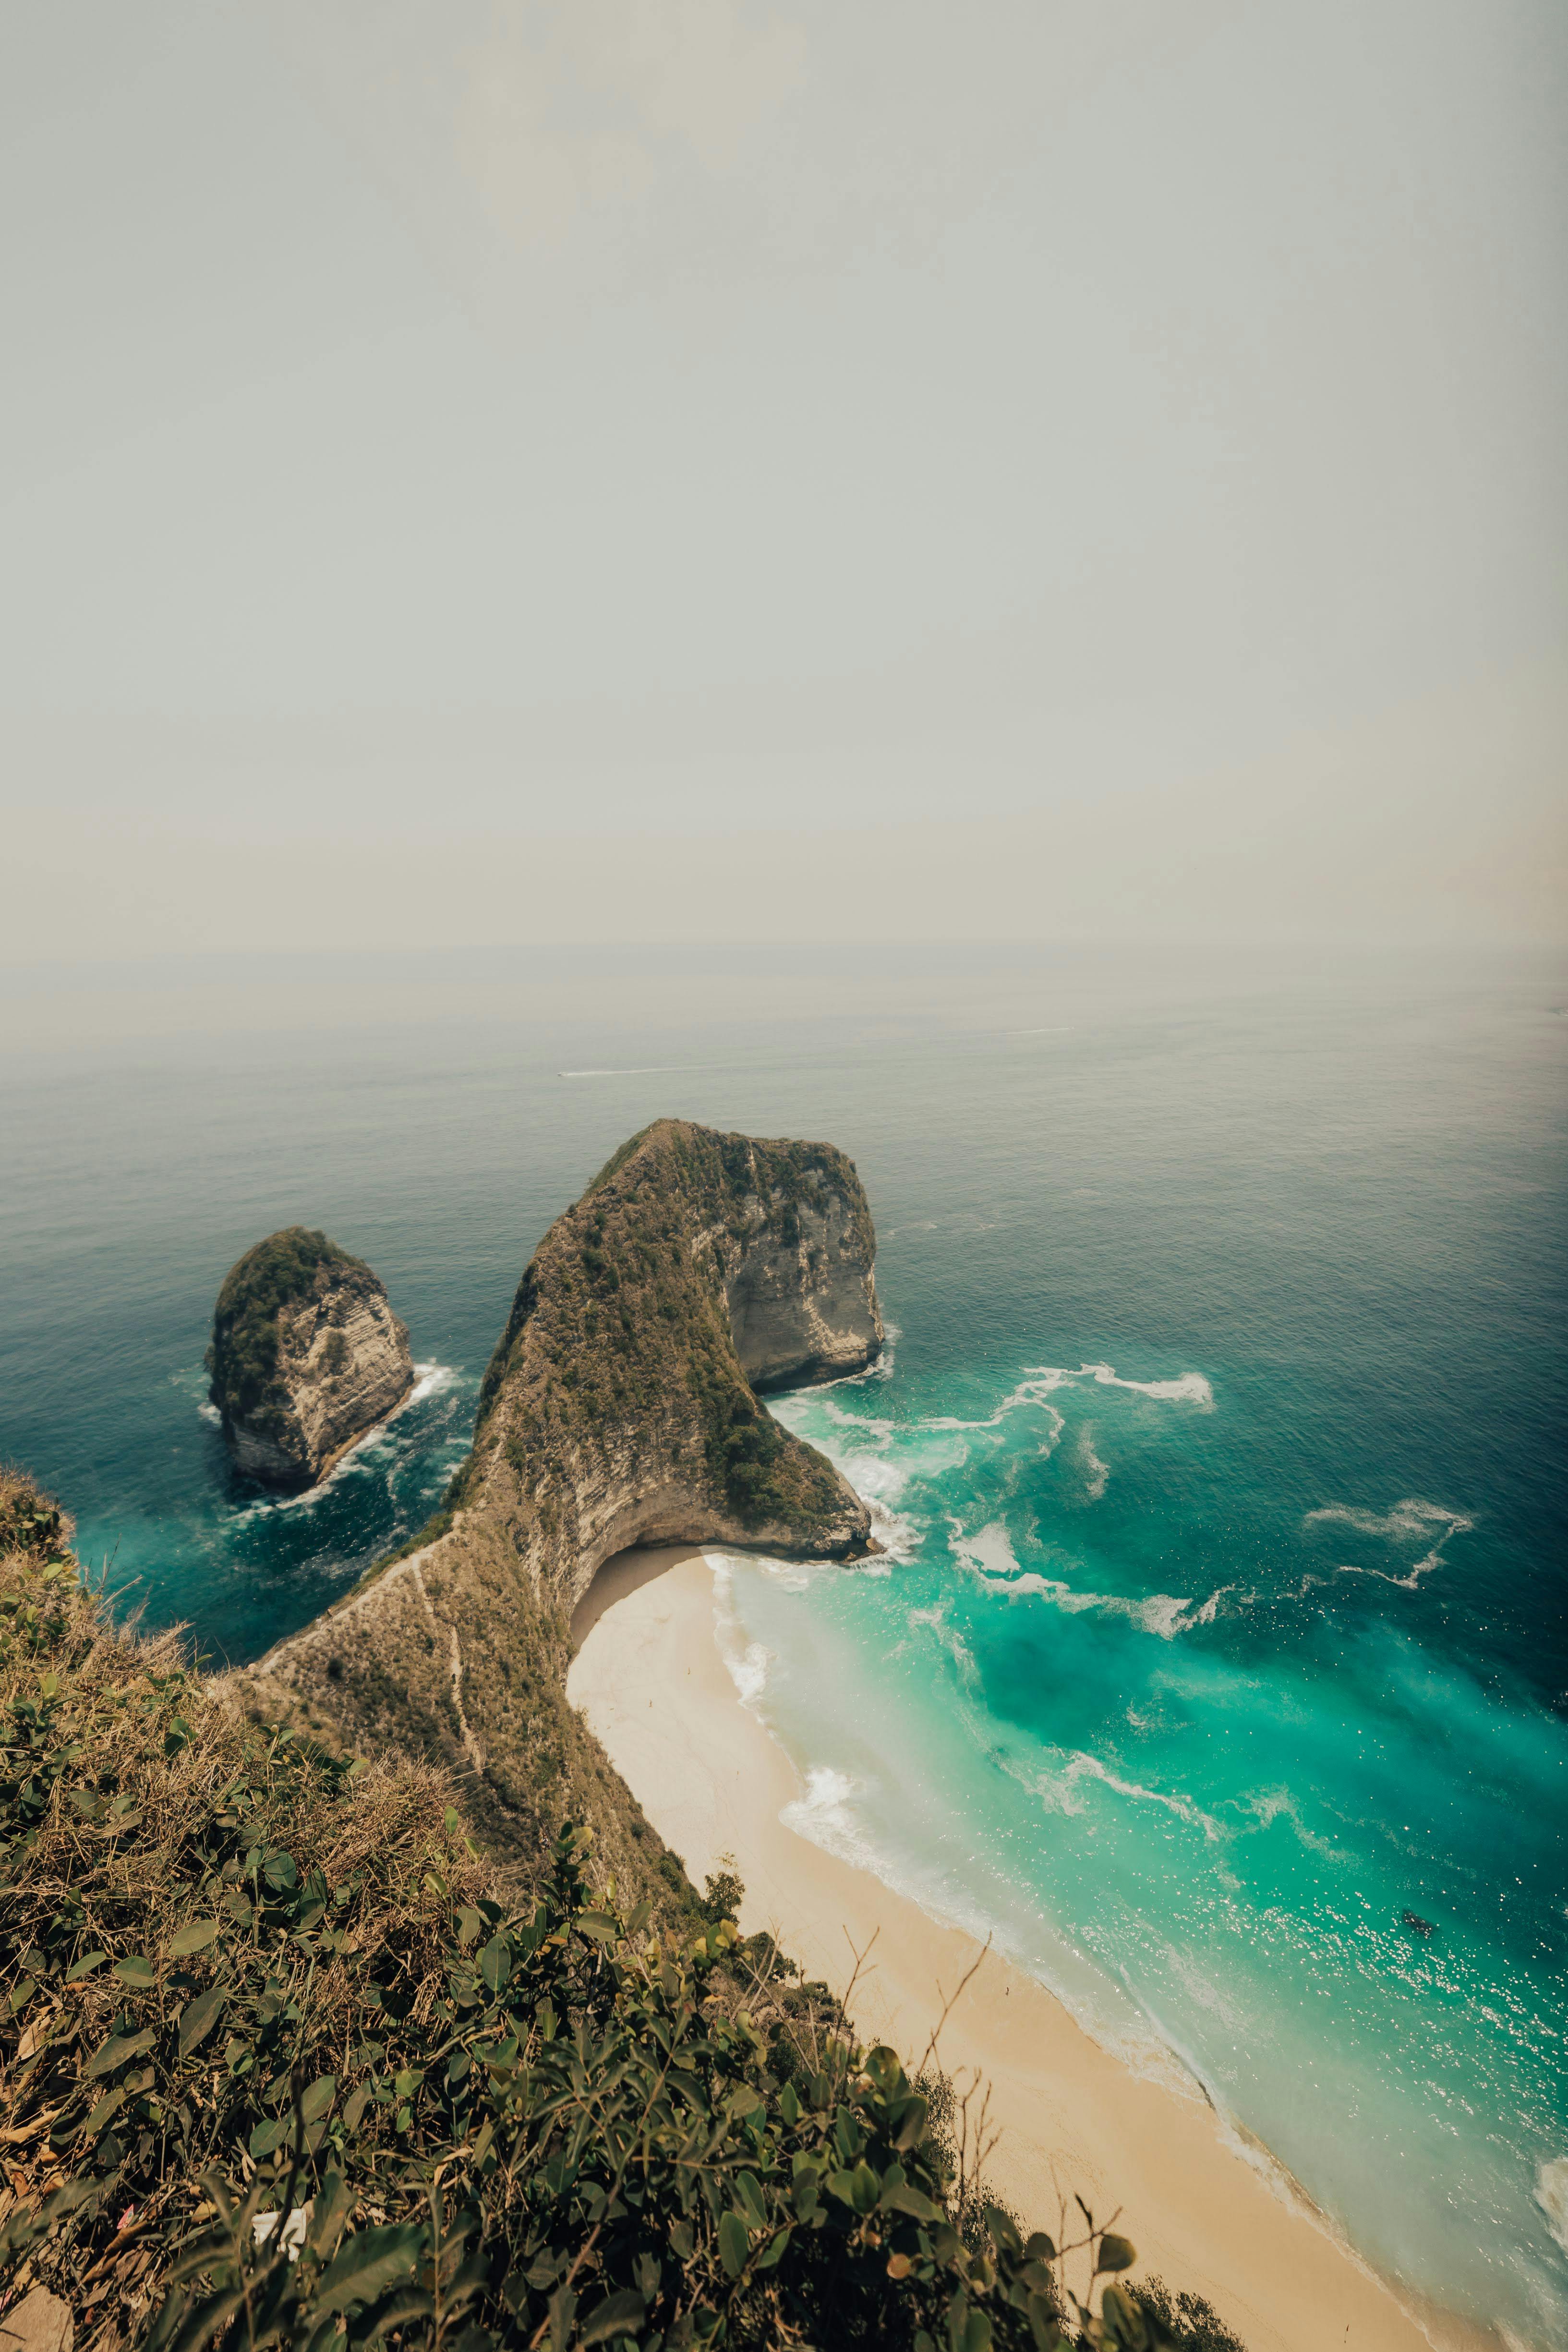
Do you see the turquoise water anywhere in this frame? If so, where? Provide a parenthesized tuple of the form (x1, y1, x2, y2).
(2, 947, 1565, 2343)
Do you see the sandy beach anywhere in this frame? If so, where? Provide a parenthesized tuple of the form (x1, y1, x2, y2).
(568, 1546, 1492, 2352)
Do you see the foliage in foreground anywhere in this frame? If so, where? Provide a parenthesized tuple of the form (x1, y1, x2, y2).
(1, 1477, 1219, 2351)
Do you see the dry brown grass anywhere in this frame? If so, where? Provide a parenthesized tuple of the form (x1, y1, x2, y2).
(0, 1470, 495, 2342)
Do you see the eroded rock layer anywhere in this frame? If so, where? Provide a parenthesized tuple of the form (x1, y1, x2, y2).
(208, 1228, 414, 1487)
(244, 1122, 883, 1885)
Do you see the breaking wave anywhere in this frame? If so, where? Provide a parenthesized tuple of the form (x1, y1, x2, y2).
(779, 1764, 875, 1871)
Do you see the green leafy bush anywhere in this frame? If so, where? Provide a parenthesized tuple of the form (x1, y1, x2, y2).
(0, 1483, 1213, 2352)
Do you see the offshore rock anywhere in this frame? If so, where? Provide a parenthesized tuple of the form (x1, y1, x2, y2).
(462, 1117, 884, 1596)
(208, 1227, 414, 1488)
(242, 1122, 883, 1881)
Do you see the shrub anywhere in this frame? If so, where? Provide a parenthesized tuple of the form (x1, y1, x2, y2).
(0, 1483, 1209, 2351)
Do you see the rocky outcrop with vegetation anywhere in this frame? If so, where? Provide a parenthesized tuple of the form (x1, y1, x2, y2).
(237, 1123, 884, 1889)
(207, 1228, 413, 1488)
(467, 1118, 883, 1592)
(0, 1471, 1215, 2352)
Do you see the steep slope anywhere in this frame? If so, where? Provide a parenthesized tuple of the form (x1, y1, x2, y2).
(240, 1121, 883, 1891)
(208, 1227, 413, 1486)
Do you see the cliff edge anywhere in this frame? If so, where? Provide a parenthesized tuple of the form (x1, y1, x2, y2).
(239, 1121, 882, 1890)
(208, 1227, 414, 1487)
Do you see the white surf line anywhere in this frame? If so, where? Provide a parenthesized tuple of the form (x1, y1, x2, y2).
(254, 1365, 456, 1514)
(1007, 1026, 1072, 1035)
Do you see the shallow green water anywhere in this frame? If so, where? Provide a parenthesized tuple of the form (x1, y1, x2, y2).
(2, 946, 1564, 2341)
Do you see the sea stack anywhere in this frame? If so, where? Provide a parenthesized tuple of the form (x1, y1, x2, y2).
(241, 1123, 883, 1870)
(207, 1227, 414, 1487)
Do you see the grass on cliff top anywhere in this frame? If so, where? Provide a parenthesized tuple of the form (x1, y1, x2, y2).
(474, 1122, 864, 1542)
(206, 1228, 381, 1441)
(586, 1120, 875, 1263)
(0, 1469, 1239, 2352)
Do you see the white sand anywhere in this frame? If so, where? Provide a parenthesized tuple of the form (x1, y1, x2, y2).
(568, 1546, 1493, 2352)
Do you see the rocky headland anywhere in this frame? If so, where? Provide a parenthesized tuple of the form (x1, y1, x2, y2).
(236, 1119, 883, 1896)
(208, 1226, 414, 1487)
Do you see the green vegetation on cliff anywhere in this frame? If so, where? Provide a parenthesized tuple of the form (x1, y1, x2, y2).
(472, 1120, 869, 1551)
(0, 1476, 1226, 2352)
(206, 1229, 376, 1442)
(237, 1126, 871, 1979)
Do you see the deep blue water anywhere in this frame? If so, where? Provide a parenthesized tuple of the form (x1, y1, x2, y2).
(2, 946, 1565, 2343)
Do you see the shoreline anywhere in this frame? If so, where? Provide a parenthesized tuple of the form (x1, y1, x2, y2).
(567, 1545, 1495, 2352)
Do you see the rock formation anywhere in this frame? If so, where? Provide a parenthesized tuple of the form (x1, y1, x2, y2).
(208, 1227, 414, 1487)
(241, 1121, 883, 1882)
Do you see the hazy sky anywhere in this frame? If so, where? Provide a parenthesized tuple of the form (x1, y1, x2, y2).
(5, 0, 1565, 959)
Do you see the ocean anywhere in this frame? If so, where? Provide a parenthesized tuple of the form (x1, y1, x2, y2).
(2, 943, 1565, 2346)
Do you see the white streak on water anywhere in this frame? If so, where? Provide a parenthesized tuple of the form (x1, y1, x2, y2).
(225, 1362, 459, 1520)
(1024, 1746, 1226, 1842)
(950, 1520, 1229, 1639)
(1072, 1360, 1215, 1406)
(1236, 1786, 1344, 1860)
(1306, 1497, 1473, 1588)
(926, 1358, 1212, 1435)
(1535, 2158, 1568, 2258)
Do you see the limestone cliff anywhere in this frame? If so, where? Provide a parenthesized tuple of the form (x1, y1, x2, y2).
(240, 1122, 882, 1891)
(208, 1227, 414, 1487)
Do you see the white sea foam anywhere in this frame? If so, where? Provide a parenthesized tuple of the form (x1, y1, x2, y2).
(754, 1556, 812, 1592)
(948, 1521, 1026, 1579)
(1536, 2158, 1568, 2258)
(953, 1524, 1228, 1638)
(1072, 1361, 1215, 1406)
(910, 1605, 980, 1688)
(1078, 1431, 1109, 1502)
(821, 1401, 895, 1446)
(835, 1451, 911, 1506)
(779, 1765, 874, 1870)
(1305, 1497, 1473, 1589)
(1238, 1787, 1343, 1860)
(792, 1323, 900, 1391)
(240, 1362, 460, 1514)
(725, 1640, 771, 1708)
(1026, 1748, 1224, 1842)
(926, 1366, 1069, 1447)
(927, 1362, 1212, 1448)
(198, 1402, 221, 1426)
(1185, 1584, 1233, 1626)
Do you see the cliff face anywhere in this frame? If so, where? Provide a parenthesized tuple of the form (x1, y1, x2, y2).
(208, 1228, 414, 1487)
(243, 1122, 882, 1887)
(717, 1172, 883, 1392)
(463, 1119, 884, 1598)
